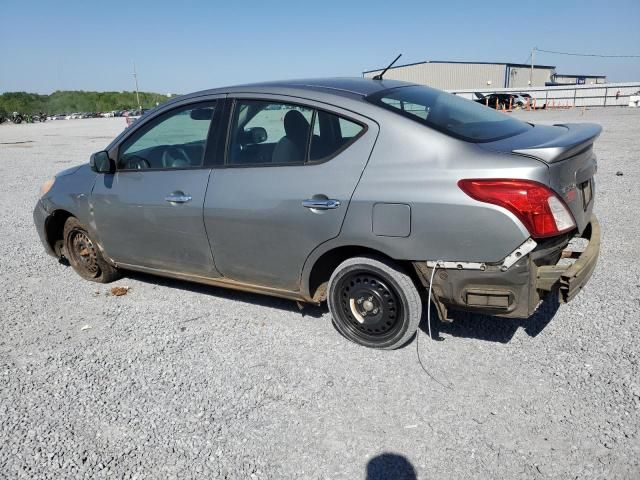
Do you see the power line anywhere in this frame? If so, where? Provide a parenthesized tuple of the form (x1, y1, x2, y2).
(535, 48, 640, 59)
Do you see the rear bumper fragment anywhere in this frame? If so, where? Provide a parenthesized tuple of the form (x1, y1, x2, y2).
(536, 215, 600, 303)
(413, 215, 600, 319)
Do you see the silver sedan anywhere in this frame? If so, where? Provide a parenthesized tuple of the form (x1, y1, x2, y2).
(34, 78, 600, 349)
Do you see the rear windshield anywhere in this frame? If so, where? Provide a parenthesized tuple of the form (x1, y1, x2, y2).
(366, 85, 531, 143)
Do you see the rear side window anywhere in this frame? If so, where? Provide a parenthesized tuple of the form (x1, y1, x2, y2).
(339, 117, 364, 137)
(367, 85, 530, 143)
(227, 100, 365, 166)
(310, 111, 364, 162)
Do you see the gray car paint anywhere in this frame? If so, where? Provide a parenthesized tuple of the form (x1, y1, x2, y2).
(332, 111, 547, 261)
(89, 95, 227, 276)
(40, 164, 96, 230)
(478, 122, 600, 233)
(203, 93, 379, 290)
(35, 78, 599, 301)
(54, 164, 84, 178)
(92, 169, 218, 276)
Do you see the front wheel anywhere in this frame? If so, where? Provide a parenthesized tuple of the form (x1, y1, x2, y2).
(327, 256, 422, 349)
(63, 217, 120, 283)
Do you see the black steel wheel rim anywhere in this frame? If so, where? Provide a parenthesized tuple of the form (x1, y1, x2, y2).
(69, 229, 99, 277)
(335, 269, 404, 342)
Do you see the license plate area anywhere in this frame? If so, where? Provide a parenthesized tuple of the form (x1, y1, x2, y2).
(580, 179, 592, 211)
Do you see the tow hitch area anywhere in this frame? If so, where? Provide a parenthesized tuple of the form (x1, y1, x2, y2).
(536, 215, 600, 303)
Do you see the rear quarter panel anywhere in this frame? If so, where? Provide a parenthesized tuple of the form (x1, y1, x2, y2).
(302, 112, 550, 291)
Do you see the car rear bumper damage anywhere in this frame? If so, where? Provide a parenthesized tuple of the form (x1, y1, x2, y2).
(413, 215, 600, 320)
(536, 217, 600, 303)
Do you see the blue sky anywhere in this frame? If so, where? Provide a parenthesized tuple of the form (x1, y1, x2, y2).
(1, 0, 639, 94)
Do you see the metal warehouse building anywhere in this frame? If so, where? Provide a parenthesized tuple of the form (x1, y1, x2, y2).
(550, 73, 607, 85)
(363, 60, 557, 90)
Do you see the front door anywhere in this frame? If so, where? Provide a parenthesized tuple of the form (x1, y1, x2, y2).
(92, 99, 222, 277)
(204, 97, 378, 290)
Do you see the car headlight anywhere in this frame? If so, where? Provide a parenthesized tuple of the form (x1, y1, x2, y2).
(40, 177, 55, 196)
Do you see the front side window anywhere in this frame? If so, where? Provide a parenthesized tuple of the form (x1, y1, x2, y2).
(228, 100, 365, 166)
(118, 101, 216, 170)
(367, 86, 531, 143)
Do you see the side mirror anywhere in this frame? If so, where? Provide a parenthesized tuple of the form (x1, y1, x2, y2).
(90, 151, 115, 173)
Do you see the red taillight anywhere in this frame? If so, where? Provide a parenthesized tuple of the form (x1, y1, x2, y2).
(458, 179, 576, 238)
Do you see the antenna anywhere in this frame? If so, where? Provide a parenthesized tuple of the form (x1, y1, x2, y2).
(133, 62, 141, 110)
(373, 54, 402, 80)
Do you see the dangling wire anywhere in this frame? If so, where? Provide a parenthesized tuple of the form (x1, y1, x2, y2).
(415, 261, 453, 391)
(426, 262, 439, 341)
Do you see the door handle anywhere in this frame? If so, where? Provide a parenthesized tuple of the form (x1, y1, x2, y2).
(302, 198, 341, 210)
(165, 192, 192, 204)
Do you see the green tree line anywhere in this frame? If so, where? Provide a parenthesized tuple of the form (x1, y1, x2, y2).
(0, 90, 174, 115)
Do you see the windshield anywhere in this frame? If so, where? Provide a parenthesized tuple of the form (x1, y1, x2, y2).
(366, 85, 531, 143)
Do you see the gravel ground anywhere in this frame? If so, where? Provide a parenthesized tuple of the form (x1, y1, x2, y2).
(1, 108, 638, 479)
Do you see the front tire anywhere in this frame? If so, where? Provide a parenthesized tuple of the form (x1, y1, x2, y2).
(63, 217, 120, 283)
(327, 256, 422, 349)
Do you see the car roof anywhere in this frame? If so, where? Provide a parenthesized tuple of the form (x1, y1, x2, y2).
(181, 77, 414, 102)
(108, 78, 419, 149)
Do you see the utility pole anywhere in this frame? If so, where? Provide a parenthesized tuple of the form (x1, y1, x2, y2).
(133, 62, 141, 110)
(530, 47, 536, 86)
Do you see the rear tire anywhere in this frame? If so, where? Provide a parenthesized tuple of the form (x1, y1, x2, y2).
(63, 217, 120, 283)
(327, 256, 422, 350)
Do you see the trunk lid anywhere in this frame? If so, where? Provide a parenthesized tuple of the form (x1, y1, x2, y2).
(479, 123, 602, 234)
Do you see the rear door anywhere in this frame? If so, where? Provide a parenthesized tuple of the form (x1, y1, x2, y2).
(92, 98, 223, 276)
(204, 95, 378, 290)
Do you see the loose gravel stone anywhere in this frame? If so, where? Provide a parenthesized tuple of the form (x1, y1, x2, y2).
(0, 109, 638, 478)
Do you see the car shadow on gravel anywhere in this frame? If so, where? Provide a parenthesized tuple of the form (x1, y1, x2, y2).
(122, 270, 559, 344)
(121, 270, 328, 318)
(421, 291, 560, 344)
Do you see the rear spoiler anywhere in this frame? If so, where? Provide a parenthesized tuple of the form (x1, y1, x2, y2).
(513, 123, 602, 163)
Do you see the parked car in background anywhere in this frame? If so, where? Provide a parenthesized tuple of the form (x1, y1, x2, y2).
(474, 92, 519, 109)
(475, 92, 542, 110)
(31, 112, 47, 122)
(34, 78, 601, 349)
(124, 109, 150, 127)
(516, 93, 533, 104)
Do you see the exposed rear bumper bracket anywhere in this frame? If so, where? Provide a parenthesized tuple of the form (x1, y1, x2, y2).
(424, 237, 538, 272)
(536, 215, 600, 303)
(414, 215, 600, 320)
